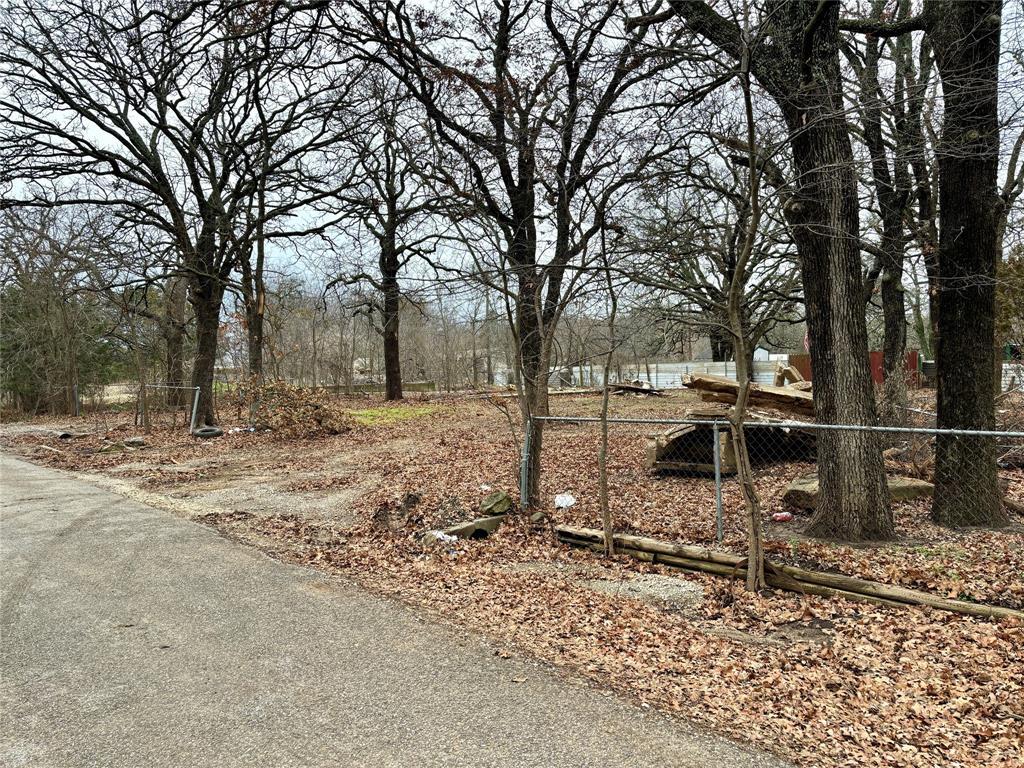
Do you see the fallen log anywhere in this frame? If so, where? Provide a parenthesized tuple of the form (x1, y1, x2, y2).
(556, 526, 1023, 620)
(572, 540, 910, 609)
(773, 364, 805, 387)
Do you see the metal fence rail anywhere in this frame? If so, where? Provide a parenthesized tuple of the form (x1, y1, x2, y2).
(521, 415, 1024, 541)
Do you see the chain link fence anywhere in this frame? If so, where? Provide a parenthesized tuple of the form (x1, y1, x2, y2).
(69, 382, 198, 434)
(521, 413, 1024, 605)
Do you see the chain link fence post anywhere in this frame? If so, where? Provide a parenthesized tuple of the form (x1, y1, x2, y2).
(713, 421, 724, 544)
(519, 415, 532, 509)
(189, 386, 201, 434)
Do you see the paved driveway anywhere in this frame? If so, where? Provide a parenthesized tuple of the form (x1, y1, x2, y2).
(0, 455, 785, 767)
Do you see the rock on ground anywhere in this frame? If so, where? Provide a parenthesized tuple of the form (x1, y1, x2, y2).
(783, 472, 934, 510)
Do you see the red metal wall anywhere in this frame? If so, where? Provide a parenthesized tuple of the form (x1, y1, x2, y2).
(787, 351, 919, 386)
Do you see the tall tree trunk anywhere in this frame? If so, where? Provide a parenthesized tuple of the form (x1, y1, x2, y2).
(879, 225, 909, 421)
(517, 268, 549, 510)
(927, 0, 1007, 527)
(189, 273, 224, 427)
(240, 248, 266, 381)
(780, 4, 891, 540)
(674, 0, 892, 540)
(247, 301, 265, 381)
(730, 41, 765, 590)
(858, 13, 911, 424)
(163, 276, 187, 406)
(791, 125, 892, 539)
(382, 274, 403, 401)
(598, 226, 618, 557)
(379, 227, 403, 401)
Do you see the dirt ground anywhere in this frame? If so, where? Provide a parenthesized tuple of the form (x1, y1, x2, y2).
(3, 391, 1023, 768)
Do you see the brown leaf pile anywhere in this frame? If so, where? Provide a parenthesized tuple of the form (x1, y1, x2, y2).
(239, 380, 354, 436)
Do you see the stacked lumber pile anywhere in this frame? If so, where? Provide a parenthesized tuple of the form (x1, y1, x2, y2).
(684, 373, 815, 417)
(555, 526, 1023, 620)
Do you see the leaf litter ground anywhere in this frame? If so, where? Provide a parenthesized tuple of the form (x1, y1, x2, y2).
(3, 391, 1022, 767)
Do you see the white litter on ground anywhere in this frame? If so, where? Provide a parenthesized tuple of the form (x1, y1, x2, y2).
(554, 493, 576, 509)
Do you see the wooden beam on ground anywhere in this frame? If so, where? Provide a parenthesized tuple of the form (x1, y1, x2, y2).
(555, 526, 1023, 621)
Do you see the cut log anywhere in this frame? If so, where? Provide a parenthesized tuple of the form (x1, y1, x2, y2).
(781, 364, 805, 384)
(684, 373, 815, 416)
(555, 526, 1023, 620)
(773, 363, 805, 387)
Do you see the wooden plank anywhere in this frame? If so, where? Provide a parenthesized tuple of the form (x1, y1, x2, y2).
(555, 526, 1024, 620)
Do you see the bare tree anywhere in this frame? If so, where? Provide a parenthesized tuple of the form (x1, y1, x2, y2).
(1, 0, 347, 424)
(661, 0, 892, 540)
(844, 0, 916, 422)
(842, 1, 1011, 526)
(343, 0, 705, 506)
(624, 139, 801, 375)
(327, 73, 445, 401)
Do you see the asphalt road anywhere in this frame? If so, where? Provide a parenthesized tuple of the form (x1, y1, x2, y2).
(0, 454, 786, 768)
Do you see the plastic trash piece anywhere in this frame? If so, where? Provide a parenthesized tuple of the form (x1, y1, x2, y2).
(554, 493, 577, 509)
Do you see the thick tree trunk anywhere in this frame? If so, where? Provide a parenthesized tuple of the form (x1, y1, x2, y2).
(382, 274, 403, 401)
(247, 305, 264, 381)
(163, 277, 187, 406)
(793, 162, 892, 538)
(673, 0, 892, 539)
(240, 255, 265, 381)
(927, 1, 1006, 527)
(517, 267, 549, 510)
(779, 5, 892, 540)
(709, 325, 733, 362)
(189, 274, 224, 427)
(879, 223, 909, 422)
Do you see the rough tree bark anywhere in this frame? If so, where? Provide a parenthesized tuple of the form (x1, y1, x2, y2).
(784, 38, 892, 540)
(189, 270, 224, 427)
(239, 255, 266, 382)
(381, 249, 403, 401)
(516, 251, 550, 510)
(927, 0, 1007, 527)
(163, 276, 188, 406)
(855, 5, 912, 422)
(671, 0, 892, 540)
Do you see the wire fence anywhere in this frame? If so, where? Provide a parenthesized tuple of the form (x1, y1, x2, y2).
(522, 415, 1024, 544)
(71, 383, 199, 434)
